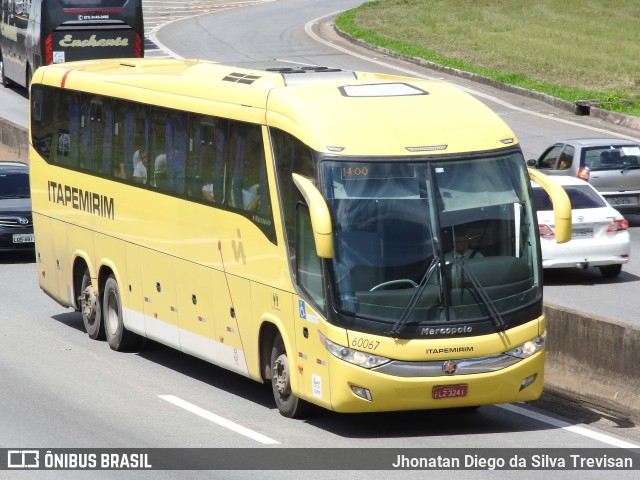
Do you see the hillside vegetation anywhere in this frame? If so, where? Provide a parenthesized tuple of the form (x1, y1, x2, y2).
(337, 0, 640, 116)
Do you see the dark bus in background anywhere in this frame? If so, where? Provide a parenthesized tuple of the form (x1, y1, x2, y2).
(0, 0, 143, 89)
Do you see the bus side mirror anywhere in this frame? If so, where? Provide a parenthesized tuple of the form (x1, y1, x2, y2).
(292, 173, 334, 258)
(528, 168, 572, 243)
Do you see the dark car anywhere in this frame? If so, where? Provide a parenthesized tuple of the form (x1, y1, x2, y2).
(0, 161, 34, 252)
(528, 138, 640, 214)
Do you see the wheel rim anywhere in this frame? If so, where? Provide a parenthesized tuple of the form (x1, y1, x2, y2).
(273, 353, 291, 401)
(106, 289, 119, 334)
(81, 288, 96, 326)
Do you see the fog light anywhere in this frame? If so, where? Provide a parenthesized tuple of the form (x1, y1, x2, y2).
(519, 373, 537, 391)
(351, 385, 373, 402)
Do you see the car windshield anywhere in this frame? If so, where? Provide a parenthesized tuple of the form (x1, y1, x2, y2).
(320, 151, 541, 334)
(0, 171, 30, 198)
(533, 184, 606, 211)
(581, 144, 640, 171)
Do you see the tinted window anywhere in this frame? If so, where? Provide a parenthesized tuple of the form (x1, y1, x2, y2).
(538, 145, 562, 169)
(582, 144, 640, 170)
(29, 84, 276, 243)
(0, 170, 30, 198)
(534, 185, 606, 211)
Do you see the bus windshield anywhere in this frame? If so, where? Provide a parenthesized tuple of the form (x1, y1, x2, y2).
(320, 150, 539, 334)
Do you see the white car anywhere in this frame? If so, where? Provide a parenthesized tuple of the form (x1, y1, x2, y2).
(532, 176, 630, 277)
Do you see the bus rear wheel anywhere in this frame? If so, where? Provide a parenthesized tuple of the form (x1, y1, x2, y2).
(79, 269, 104, 340)
(103, 274, 141, 351)
(270, 333, 311, 418)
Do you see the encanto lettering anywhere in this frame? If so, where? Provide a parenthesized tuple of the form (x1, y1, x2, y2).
(58, 34, 129, 48)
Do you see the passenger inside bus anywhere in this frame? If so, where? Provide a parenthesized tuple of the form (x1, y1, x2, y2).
(153, 154, 167, 188)
(202, 181, 215, 201)
(132, 149, 148, 184)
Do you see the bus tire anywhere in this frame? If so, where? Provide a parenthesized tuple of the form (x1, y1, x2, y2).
(79, 269, 104, 340)
(103, 274, 139, 351)
(270, 332, 311, 418)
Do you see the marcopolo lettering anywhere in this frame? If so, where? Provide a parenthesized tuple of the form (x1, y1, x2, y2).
(421, 326, 473, 336)
(47, 180, 115, 219)
(58, 34, 129, 48)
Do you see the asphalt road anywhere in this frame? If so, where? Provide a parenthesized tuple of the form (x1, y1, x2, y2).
(1, 252, 640, 480)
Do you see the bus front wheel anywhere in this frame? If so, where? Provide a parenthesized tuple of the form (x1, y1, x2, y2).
(103, 275, 140, 351)
(270, 333, 311, 418)
(79, 269, 104, 340)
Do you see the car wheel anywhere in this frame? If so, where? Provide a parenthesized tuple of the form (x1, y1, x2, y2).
(599, 264, 622, 278)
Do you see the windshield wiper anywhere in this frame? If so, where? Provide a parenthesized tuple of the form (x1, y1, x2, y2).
(387, 255, 440, 337)
(453, 255, 506, 331)
(621, 166, 640, 172)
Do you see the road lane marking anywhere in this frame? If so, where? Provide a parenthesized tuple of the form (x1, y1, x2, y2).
(159, 394, 280, 444)
(499, 403, 640, 449)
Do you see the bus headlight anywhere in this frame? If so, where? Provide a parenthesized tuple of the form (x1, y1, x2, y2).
(505, 336, 545, 359)
(318, 331, 390, 369)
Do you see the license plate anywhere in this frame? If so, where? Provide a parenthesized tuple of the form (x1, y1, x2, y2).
(432, 384, 468, 399)
(13, 234, 34, 244)
(608, 196, 638, 206)
(572, 228, 593, 239)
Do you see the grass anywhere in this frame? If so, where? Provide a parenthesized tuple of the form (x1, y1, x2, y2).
(336, 0, 640, 116)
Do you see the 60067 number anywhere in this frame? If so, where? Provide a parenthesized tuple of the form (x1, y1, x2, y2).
(350, 337, 380, 350)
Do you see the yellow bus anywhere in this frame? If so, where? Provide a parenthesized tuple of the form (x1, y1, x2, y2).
(29, 58, 571, 418)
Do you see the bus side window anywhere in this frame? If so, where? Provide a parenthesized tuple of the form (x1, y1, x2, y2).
(146, 108, 185, 193)
(165, 112, 187, 195)
(30, 85, 53, 159)
(127, 105, 149, 184)
(296, 204, 325, 310)
(228, 122, 267, 212)
(54, 91, 80, 168)
(83, 96, 114, 176)
(271, 127, 315, 250)
(192, 119, 223, 202)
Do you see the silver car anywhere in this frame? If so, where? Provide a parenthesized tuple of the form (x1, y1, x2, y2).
(528, 138, 640, 214)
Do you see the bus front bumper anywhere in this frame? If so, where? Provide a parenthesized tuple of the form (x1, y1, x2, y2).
(322, 350, 544, 413)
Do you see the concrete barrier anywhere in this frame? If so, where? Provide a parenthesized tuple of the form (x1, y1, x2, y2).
(0, 119, 28, 163)
(544, 303, 640, 419)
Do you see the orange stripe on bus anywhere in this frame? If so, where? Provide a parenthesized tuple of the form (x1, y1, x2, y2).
(61, 70, 72, 88)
